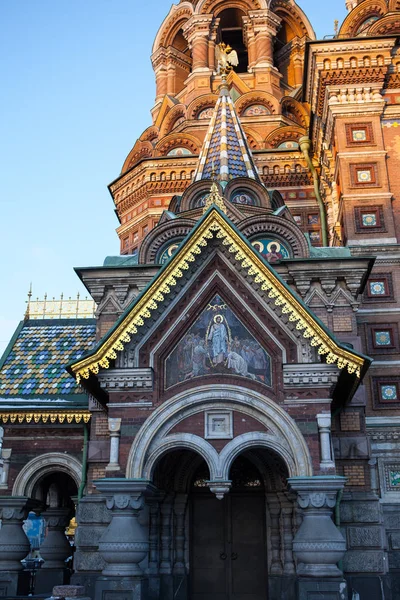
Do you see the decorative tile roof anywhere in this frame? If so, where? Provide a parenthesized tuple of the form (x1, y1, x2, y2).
(0, 319, 96, 407)
(194, 82, 260, 186)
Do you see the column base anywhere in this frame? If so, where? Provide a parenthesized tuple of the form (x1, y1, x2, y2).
(95, 576, 147, 600)
(35, 567, 70, 595)
(297, 578, 348, 600)
(297, 563, 343, 577)
(0, 570, 30, 596)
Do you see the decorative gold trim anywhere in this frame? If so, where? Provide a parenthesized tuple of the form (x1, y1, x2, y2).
(0, 412, 91, 424)
(203, 182, 227, 214)
(71, 210, 365, 382)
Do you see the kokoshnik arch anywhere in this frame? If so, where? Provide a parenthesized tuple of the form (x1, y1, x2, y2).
(1, 0, 400, 598)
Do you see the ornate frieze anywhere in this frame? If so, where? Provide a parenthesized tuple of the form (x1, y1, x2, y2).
(98, 368, 153, 392)
(283, 364, 340, 387)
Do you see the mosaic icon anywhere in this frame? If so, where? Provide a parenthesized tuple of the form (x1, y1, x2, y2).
(251, 238, 290, 263)
(242, 104, 270, 117)
(167, 147, 192, 157)
(158, 242, 181, 265)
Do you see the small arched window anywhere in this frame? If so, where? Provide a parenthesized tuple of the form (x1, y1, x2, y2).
(160, 172, 166, 181)
(150, 173, 156, 182)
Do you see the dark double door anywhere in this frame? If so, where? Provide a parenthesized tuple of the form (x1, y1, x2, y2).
(190, 493, 267, 600)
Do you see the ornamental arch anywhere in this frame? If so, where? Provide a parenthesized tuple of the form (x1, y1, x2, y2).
(12, 452, 82, 500)
(126, 385, 313, 481)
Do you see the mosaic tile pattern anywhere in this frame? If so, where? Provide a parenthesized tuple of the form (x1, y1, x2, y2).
(357, 170, 372, 183)
(0, 321, 96, 396)
(374, 330, 392, 346)
(194, 90, 260, 184)
(362, 213, 377, 226)
(369, 281, 386, 295)
(352, 129, 367, 141)
(381, 384, 398, 401)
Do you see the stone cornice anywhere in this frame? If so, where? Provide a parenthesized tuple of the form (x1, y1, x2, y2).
(283, 364, 340, 387)
(98, 368, 154, 392)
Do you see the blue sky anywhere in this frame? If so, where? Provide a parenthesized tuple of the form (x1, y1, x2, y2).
(0, 0, 347, 354)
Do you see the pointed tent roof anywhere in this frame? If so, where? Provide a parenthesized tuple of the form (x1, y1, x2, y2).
(193, 80, 261, 186)
(68, 207, 369, 384)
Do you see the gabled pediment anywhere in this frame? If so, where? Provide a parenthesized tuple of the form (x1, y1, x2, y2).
(69, 208, 369, 383)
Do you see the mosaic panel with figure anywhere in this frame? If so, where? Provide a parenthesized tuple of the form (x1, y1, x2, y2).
(251, 238, 290, 263)
(165, 295, 272, 388)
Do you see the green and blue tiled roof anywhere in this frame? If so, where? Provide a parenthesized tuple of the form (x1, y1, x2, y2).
(0, 319, 96, 409)
(194, 84, 260, 186)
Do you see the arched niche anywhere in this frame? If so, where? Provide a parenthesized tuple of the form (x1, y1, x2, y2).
(238, 213, 310, 258)
(225, 177, 271, 209)
(179, 179, 223, 212)
(12, 453, 82, 499)
(217, 8, 249, 73)
(138, 218, 196, 264)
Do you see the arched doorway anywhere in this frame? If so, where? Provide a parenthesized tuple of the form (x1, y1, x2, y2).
(151, 445, 295, 600)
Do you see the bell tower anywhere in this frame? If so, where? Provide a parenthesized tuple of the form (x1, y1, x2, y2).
(110, 0, 319, 257)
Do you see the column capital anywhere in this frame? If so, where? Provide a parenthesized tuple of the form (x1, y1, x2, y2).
(0, 496, 43, 521)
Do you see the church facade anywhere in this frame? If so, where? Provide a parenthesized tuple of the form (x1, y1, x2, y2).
(1, 0, 400, 599)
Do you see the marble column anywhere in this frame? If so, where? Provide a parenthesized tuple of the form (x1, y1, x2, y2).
(288, 476, 347, 578)
(316, 414, 335, 470)
(0, 497, 42, 596)
(147, 498, 161, 576)
(106, 418, 122, 473)
(0, 449, 11, 488)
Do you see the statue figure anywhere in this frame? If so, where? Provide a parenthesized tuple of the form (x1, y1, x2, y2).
(215, 42, 239, 75)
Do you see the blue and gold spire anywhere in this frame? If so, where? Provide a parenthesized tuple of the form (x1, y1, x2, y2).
(194, 79, 260, 187)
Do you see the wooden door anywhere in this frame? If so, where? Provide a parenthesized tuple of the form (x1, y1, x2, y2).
(190, 493, 267, 600)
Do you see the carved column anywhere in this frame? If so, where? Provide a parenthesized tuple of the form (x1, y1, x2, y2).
(266, 495, 283, 575)
(288, 476, 347, 577)
(183, 15, 213, 73)
(249, 11, 281, 69)
(0, 449, 11, 488)
(40, 508, 72, 569)
(106, 418, 122, 472)
(147, 496, 162, 576)
(243, 18, 256, 70)
(0, 497, 42, 595)
(316, 413, 335, 470)
(95, 480, 156, 578)
(159, 494, 174, 575)
(173, 494, 187, 575)
(280, 496, 295, 576)
(152, 49, 168, 103)
(0, 497, 41, 571)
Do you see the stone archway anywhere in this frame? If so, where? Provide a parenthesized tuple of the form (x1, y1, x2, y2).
(126, 384, 313, 483)
(12, 452, 82, 498)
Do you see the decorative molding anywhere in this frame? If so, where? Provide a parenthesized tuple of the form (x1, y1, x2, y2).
(98, 368, 153, 392)
(71, 210, 365, 382)
(0, 412, 90, 424)
(283, 364, 339, 387)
